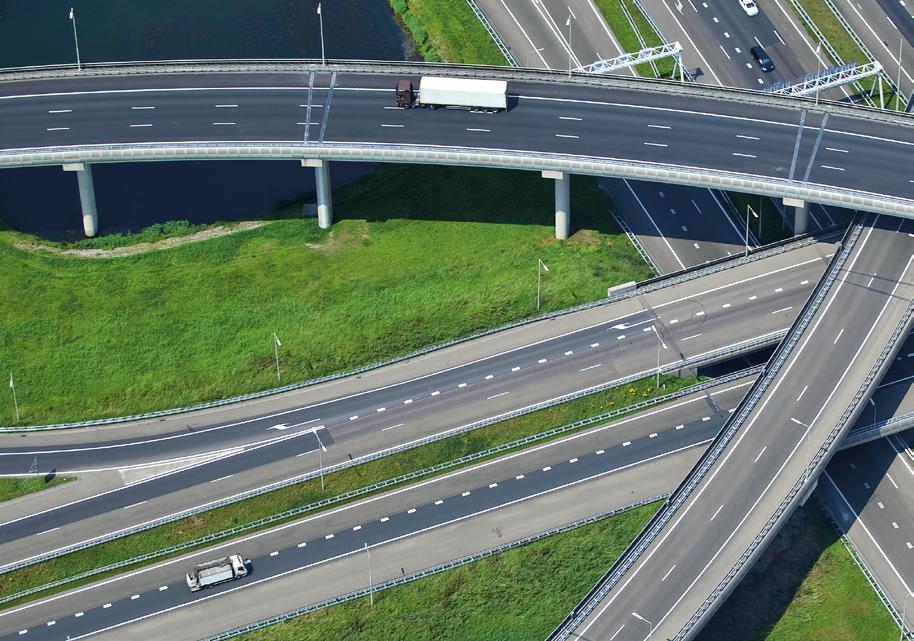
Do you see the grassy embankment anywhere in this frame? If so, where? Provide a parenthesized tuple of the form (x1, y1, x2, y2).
(232, 501, 895, 641)
(0, 374, 695, 607)
(0, 164, 651, 425)
(388, 0, 507, 65)
(792, 0, 900, 108)
(0, 477, 72, 503)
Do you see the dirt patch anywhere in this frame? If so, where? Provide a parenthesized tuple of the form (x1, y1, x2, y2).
(12, 221, 268, 258)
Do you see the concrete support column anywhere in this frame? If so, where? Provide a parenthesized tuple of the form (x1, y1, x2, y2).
(783, 197, 809, 236)
(63, 162, 98, 237)
(303, 159, 332, 229)
(542, 170, 570, 240)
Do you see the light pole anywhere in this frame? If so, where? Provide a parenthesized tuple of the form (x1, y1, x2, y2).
(566, 12, 575, 77)
(526, 46, 545, 67)
(272, 332, 282, 382)
(69, 7, 82, 71)
(632, 612, 653, 641)
(814, 42, 822, 107)
(8, 373, 19, 422)
(901, 591, 910, 641)
(314, 428, 326, 491)
(364, 543, 374, 606)
(870, 397, 878, 426)
(650, 324, 667, 388)
(317, 3, 326, 66)
(537, 258, 549, 311)
(898, 37, 904, 111)
(745, 204, 758, 257)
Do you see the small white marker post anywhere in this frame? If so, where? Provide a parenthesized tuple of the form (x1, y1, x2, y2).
(9, 373, 18, 422)
(364, 543, 374, 606)
(272, 333, 282, 382)
(537, 259, 549, 310)
(313, 427, 326, 491)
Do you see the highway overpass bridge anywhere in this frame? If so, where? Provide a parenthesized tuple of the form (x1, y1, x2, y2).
(0, 59, 912, 238)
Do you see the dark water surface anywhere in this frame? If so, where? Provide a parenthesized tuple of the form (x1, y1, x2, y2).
(0, 1, 412, 237)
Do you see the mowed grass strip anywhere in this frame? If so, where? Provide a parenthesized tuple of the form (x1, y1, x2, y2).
(0, 374, 695, 607)
(237, 502, 661, 641)
(697, 503, 896, 641)
(0, 165, 651, 425)
(593, 0, 675, 77)
(0, 477, 72, 504)
(387, 0, 507, 65)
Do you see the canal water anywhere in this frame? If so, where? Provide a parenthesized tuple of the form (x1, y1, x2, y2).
(0, 0, 414, 237)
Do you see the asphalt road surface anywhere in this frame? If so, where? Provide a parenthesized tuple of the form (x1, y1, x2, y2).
(567, 213, 914, 640)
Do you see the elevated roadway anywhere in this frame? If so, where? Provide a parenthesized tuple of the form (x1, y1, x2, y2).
(553, 213, 914, 640)
(0, 62, 912, 219)
(0, 236, 835, 569)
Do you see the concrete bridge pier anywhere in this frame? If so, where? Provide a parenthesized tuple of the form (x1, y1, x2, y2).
(784, 197, 810, 236)
(303, 159, 333, 229)
(542, 170, 570, 240)
(63, 162, 98, 237)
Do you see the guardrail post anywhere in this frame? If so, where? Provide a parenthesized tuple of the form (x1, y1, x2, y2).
(783, 197, 809, 235)
(543, 170, 571, 239)
(62, 162, 98, 237)
(303, 159, 332, 229)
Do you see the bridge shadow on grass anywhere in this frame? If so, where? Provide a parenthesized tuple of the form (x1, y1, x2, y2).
(695, 503, 843, 641)
(331, 164, 622, 237)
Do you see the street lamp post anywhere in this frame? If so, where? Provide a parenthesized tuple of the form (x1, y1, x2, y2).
(745, 204, 759, 257)
(814, 42, 823, 107)
(314, 428, 326, 491)
(317, 3, 326, 66)
(537, 258, 549, 311)
(898, 37, 904, 112)
(566, 12, 575, 77)
(272, 332, 282, 382)
(526, 46, 545, 68)
(900, 591, 909, 641)
(632, 612, 654, 641)
(650, 325, 667, 388)
(69, 7, 82, 71)
(364, 543, 374, 606)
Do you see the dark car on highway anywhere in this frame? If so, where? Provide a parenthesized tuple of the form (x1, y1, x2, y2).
(750, 45, 774, 72)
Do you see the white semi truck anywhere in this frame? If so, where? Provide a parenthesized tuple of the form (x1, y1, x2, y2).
(395, 77, 508, 111)
(186, 554, 248, 592)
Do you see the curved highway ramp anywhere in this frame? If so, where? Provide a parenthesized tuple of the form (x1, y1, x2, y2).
(549, 212, 914, 641)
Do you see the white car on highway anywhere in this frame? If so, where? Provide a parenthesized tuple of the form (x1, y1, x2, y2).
(740, 0, 759, 15)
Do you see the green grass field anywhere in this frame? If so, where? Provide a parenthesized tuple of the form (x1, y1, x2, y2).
(0, 476, 72, 503)
(239, 502, 661, 641)
(388, 0, 507, 65)
(0, 164, 651, 425)
(0, 374, 692, 606)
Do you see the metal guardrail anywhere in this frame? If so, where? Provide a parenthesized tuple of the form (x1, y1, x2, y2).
(0, 352, 770, 577)
(1, 137, 911, 218)
(197, 494, 671, 641)
(1, 226, 823, 432)
(0, 366, 760, 598)
(465, 0, 516, 67)
(816, 494, 914, 640)
(546, 218, 862, 641)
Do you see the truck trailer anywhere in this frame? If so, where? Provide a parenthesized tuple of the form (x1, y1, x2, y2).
(395, 77, 508, 112)
(186, 554, 248, 592)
